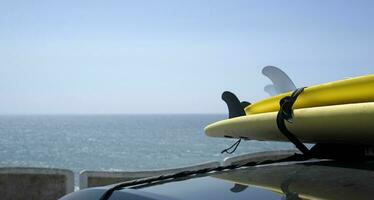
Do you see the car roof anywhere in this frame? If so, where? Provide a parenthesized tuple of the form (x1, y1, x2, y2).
(61, 159, 374, 200)
(138, 159, 374, 200)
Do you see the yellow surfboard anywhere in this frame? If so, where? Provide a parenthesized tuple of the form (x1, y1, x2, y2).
(245, 74, 374, 115)
(205, 102, 374, 145)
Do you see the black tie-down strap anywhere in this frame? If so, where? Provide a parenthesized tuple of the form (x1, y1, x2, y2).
(221, 139, 241, 154)
(276, 87, 310, 155)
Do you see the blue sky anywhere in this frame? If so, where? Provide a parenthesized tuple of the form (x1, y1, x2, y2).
(1, 0, 373, 114)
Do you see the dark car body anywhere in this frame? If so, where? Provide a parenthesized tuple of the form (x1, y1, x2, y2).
(60, 159, 374, 200)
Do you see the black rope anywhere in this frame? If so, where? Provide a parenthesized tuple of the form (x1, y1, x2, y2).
(276, 87, 310, 155)
(221, 139, 241, 154)
(99, 153, 309, 200)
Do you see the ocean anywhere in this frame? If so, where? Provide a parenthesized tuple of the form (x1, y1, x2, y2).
(0, 114, 294, 174)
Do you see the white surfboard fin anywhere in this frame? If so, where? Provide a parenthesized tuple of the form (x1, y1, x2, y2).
(264, 84, 277, 96)
(262, 66, 297, 96)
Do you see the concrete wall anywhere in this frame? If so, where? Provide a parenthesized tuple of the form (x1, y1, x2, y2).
(79, 161, 220, 189)
(0, 167, 74, 200)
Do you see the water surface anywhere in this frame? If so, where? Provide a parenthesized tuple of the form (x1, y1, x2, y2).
(0, 114, 294, 173)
